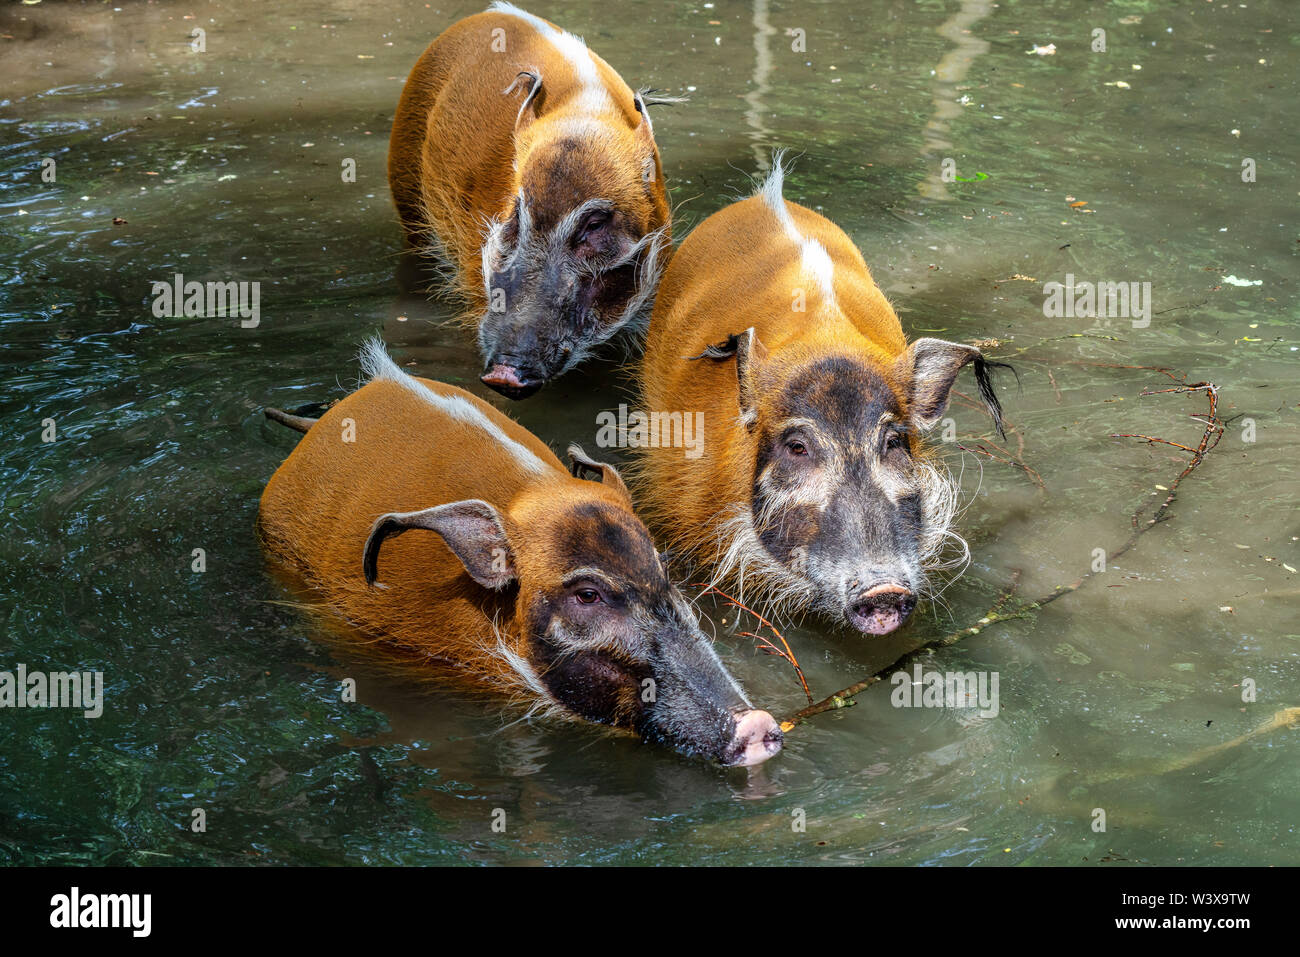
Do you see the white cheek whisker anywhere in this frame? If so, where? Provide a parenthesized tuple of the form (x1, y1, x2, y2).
(704, 506, 818, 627)
(475, 611, 568, 725)
(665, 439, 987, 630)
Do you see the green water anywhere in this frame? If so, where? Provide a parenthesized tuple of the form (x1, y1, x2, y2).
(1, 0, 1296, 866)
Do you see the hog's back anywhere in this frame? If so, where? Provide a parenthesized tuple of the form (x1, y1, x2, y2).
(258, 377, 564, 651)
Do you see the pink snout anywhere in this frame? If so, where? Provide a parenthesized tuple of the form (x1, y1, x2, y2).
(722, 708, 784, 766)
(848, 583, 917, 636)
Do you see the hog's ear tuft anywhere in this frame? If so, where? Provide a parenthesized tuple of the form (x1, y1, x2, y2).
(503, 70, 544, 131)
(899, 338, 1013, 439)
(636, 87, 689, 108)
(567, 444, 633, 503)
(363, 500, 516, 590)
(634, 88, 687, 139)
(688, 327, 766, 430)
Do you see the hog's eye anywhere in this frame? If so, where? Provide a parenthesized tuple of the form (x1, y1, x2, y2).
(786, 440, 809, 457)
(576, 211, 611, 244)
(885, 431, 905, 452)
(575, 588, 602, 605)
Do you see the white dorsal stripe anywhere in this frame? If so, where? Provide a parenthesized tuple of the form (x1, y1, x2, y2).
(756, 155, 837, 305)
(489, 2, 614, 114)
(359, 337, 550, 476)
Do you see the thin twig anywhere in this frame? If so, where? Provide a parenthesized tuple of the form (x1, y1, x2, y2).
(957, 442, 1046, 490)
(1109, 433, 1199, 453)
(789, 571, 1027, 722)
(696, 584, 813, 704)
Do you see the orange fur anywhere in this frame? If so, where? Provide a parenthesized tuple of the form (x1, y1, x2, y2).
(258, 376, 637, 700)
(634, 191, 915, 580)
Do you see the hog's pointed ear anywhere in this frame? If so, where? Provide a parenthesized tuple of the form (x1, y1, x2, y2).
(631, 88, 686, 143)
(633, 88, 686, 137)
(632, 89, 655, 142)
(363, 500, 516, 590)
(899, 338, 1011, 439)
(504, 70, 544, 131)
(567, 444, 633, 503)
(689, 327, 767, 431)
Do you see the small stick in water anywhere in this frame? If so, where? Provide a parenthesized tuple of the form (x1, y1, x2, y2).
(264, 407, 318, 434)
(696, 583, 813, 707)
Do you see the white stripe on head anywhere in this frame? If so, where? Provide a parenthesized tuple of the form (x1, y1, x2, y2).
(755, 151, 837, 306)
(552, 114, 616, 140)
(358, 337, 550, 476)
(489, 2, 614, 114)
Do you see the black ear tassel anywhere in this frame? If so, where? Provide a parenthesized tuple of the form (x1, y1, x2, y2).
(972, 355, 1018, 440)
(636, 87, 689, 107)
(688, 332, 746, 362)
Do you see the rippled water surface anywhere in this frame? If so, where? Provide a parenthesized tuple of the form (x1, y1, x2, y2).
(1, 0, 1296, 865)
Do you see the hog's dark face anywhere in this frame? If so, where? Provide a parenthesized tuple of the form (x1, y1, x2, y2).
(746, 357, 934, 635)
(477, 133, 667, 400)
(508, 457, 780, 766)
(702, 330, 1007, 637)
(363, 449, 781, 766)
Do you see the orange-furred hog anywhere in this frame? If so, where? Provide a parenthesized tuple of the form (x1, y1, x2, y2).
(388, 2, 672, 399)
(635, 159, 1010, 638)
(258, 341, 781, 766)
